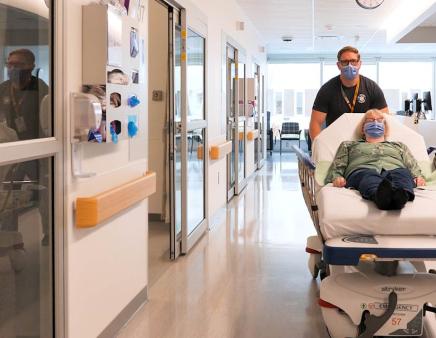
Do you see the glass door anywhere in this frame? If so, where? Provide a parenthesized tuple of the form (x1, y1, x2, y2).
(170, 8, 207, 258)
(183, 27, 207, 252)
(236, 60, 247, 194)
(226, 45, 237, 201)
(169, 7, 182, 259)
(255, 64, 265, 169)
(0, 1, 63, 337)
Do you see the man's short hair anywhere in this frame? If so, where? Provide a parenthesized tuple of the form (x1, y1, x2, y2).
(8, 49, 35, 66)
(337, 46, 360, 61)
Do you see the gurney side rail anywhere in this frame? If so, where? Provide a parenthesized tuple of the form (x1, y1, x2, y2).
(292, 145, 324, 243)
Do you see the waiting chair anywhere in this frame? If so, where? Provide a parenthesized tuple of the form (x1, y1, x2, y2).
(279, 122, 301, 154)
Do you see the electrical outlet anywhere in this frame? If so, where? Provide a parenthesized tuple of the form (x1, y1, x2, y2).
(152, 90, 164, 101)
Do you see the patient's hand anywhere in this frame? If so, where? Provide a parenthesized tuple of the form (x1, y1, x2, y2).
(333, 177, 346, 188)
(415, 177, 426, 187)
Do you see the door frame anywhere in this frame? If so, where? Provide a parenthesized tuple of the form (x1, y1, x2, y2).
(235, 54, 248, 195)
(56, 0, 66, 335)
(165, 1, 208, 258)
(225, 43, 238, 201)
(180, 13, 208, 254)
(0, 0, 65, 336)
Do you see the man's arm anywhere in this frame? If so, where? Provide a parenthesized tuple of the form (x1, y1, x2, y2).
(309, 109, 326, 141)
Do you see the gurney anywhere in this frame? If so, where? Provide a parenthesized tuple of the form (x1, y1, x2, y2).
(295, 113, 436, 337)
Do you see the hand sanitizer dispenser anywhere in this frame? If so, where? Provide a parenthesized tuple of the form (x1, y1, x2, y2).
(71, 93, 103, 142)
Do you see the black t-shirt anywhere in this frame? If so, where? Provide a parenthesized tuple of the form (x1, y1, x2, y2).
(312, 75, 387, 126)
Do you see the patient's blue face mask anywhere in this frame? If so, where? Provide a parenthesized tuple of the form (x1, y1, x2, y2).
(364, 120, 385, 138)
(341, 64, 359, 81)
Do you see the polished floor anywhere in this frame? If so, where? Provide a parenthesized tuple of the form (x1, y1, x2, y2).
(118, 153, 328, 338)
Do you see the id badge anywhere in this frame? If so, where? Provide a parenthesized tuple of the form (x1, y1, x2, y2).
(14, 116, 27, 133)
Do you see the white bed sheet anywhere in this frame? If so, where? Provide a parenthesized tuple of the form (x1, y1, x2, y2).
(317, 186, 436, 240)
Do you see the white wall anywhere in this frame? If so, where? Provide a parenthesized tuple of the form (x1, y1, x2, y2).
(178, 0, 267, 219)
(64, 1, 149, 337)
(148, 0, 168, 215)
(62, 0, 265, 336)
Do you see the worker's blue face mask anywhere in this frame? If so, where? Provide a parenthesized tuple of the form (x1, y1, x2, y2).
(364, 121, 385, 138)
(7, 68, 32, 87)
(341, 64, 358, 81)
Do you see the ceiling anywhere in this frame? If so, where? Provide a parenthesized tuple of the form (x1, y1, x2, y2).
(235, 0, 436, 57)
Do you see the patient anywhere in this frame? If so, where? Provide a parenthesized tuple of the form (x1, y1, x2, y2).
(328, 109, 426, 210)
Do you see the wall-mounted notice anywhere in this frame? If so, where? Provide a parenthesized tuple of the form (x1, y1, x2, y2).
(128, 0, 143, 21)
(108, 7, 123, 66)
(132, 70, 139, 84)
(130, 27, 139, 58)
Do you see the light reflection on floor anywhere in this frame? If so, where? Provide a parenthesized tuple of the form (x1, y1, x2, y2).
(124, 152, 328, 338)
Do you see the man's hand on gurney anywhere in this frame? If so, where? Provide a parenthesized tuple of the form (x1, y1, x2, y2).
(415, 176, 426, 187)
(333, 176, 346, 188)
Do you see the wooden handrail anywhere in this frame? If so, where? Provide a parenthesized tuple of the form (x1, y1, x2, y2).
(247, 129, 259, 141)
(210, 141, 232, 160)
(75, 172, 156, 228)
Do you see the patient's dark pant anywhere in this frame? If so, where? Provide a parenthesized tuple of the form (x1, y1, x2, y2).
(345, 168, 415, 201)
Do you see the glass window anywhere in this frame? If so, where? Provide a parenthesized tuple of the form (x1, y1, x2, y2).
(187, 129, 205, 233)
(0, 157, 53, 337)
(238, 63, 245, 116)
(379, 61, 433, 113)
(0, 4, 51, 142)
(187, 29, 205, 121)
(267, 63, 320, 129)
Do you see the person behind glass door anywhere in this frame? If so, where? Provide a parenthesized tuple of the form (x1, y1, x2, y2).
(0, 49, 49, 245)
(0, 48, 48, 140)
(309, 46, 388, 141)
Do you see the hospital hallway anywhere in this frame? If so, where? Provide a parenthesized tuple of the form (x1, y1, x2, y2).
(117, 153, 329, 338)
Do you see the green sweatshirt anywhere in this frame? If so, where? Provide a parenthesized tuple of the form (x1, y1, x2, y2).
(327, 140, 422, 181)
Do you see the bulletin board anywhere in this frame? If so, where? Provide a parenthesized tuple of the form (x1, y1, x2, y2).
(82, 3, 144, 144)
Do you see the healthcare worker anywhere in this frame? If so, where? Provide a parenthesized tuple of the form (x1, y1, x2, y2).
(309, 46, 388, 140)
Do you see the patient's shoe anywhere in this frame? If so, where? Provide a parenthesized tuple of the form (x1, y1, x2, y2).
(391, 188, 409, 210)
(374, 179, 392, 210)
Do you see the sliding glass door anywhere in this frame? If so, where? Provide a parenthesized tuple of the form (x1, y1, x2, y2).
(0, 1, 63, 337)
(170, 8, 207, 258)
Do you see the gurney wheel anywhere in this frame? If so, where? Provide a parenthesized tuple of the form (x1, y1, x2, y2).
(322, 307, 359, 338)
(308, 253, 321, 279)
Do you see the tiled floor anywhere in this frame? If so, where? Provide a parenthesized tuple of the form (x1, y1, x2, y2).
(119, 153, 329, 338)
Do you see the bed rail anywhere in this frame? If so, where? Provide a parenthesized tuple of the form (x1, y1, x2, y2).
(292, 145, 324, 242)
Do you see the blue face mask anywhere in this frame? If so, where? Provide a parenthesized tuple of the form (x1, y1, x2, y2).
(341, 64, 358, 81)
(364, 121, 385, 138)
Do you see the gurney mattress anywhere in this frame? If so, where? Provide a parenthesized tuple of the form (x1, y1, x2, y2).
(317, 186, 436, 240)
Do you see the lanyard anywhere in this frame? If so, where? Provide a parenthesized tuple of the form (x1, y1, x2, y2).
(10, 85, 28, 117)
(341, 76, 360, 113)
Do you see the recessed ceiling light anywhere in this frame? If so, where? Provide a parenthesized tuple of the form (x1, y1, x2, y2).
(316, 35, 343, 40)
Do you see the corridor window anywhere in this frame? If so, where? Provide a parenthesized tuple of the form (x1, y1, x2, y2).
(187, 29, 205, 121)
(379, 61, 433, 113)
(267, 63, 320, 129)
